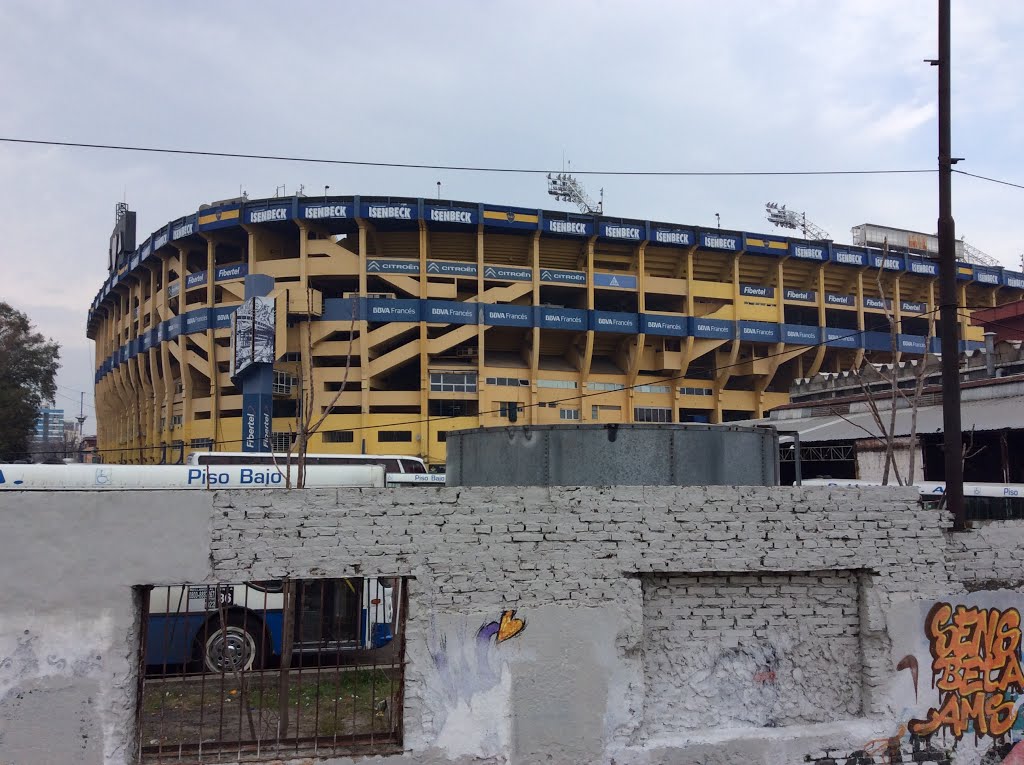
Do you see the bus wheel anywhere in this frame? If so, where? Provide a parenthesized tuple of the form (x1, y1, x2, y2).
(197, 614, 265, 674)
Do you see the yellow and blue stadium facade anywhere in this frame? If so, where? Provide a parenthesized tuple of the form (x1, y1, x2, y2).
(87, 194, 1024, 466)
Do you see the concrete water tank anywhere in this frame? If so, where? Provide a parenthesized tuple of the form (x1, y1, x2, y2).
(444, 423, 779, 487)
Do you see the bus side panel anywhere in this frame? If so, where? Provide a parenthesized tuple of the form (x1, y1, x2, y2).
(146, 613, 206, 666)
(263, 610, 285, 657)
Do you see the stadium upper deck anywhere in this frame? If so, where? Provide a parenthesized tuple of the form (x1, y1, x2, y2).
(88, 194, 1021, 465)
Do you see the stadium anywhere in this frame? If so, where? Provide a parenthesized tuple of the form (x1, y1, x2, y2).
(87, 194, 1024, 466)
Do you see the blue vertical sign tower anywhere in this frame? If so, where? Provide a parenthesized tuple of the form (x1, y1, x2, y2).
(231, 274, 276, 452)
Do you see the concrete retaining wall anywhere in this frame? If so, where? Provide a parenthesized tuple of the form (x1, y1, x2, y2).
(0, 485, 1019, 764)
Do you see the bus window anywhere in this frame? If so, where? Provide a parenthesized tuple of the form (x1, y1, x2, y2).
(399, 459, 426, 474)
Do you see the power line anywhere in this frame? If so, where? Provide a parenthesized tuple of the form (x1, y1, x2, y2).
(73, 309, 940, 459)
(0, 137, 938, 178)
(953, 169, 1024, 191)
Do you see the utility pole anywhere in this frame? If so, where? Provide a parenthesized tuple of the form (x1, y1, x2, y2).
(931, 0, 965, 530)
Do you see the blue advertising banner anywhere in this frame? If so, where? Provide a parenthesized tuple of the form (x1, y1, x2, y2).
(745, 236, 789, 256)
(300, 202, 350, 220)
(690, 317, 735, 339)
(598, 222, 644, 241)
(957, 263, 974, 281)
(782, 324, 820, 345)
(140, 333, 151, 352)
(641, 314, 688, 337)
(366, 258, 420, 275)
(999, 272, 1024, 290)
(426, 260, 477, 277)
(906, 258, 939, 277)
(537, 307, 587, 331)
(1005, 271, 1024, 289)
(172, 217, 197, 240)
(831, 248, 867, 267)
(165, 316, 183, 339)
(869, 252, 905, 271)
(213, 306, 237, 329)
(900, 300, 927, 315)
(362, 202, 415, 221)
(323, 298, 359, 322)
(422, 300, 478, 325)
(153, 229, 169, 252)
(699, 232, 741, 251)
(130, 254, 140, 270)
(539, 268, 587, 285)
(898, 334, 928, 354)
(593, 272, 637, 289)
(425, 206, 477, 225)
(148, 328, 159, 349)
(197, 204, 241, 231)
(245, 205, 290, 224)
(651, 227, 694, 247)
(483, 304, 533, 327)
(241, 388, 273, 453)
(184, 308, 211, 334)
(863, 331, 892, 351)
(483, 265, 532, 282)
(825, 293, 856, 308)
(185, 271, 208, 290)
(140, 239, 152, 259)
(973, 266, 1001, 286)
(366, 298, 420, 322)
(784, 288, 817, 303)
(790, 243, 829, 262)
(863, 296, 893, 310)
(545, 218, 592, 237)
(824, 327, 859, 348)
(591, 311, 639, 333)
(215, 263, 248, 282)
(739, 321, 781, 343)
(740, 284, 776, 299)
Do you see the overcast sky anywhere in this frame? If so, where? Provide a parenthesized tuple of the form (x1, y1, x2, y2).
(2, 0, 1022, 434)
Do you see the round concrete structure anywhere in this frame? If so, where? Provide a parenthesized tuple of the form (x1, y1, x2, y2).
(444, 423, 779, 487)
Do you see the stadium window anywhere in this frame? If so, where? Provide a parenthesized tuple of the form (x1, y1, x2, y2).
(536, 379, 577, 389)
(429, 371, 477, 393)
(272, 371, 296, 395)
(437, 431, 447, 443)
(498, 402, 525, 418)
(559, 408, 580, 421)
(378, 431, 412, 443)
(591, 405, 622, 419)
(634, 384, 670, 394)
(322, 430, 355, 443)
(484, 377, 528, 387)
(588, 381, 624, 391)
(679, 386, 713, 396)
(189, 438, 214, 451)
(634, 407, 672, 423)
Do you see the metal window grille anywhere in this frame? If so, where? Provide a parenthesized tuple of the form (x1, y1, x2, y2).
(272, 371, 296, 395)
(377, 431, 412, 443)
(271, 432, 295, 452)
(136, 577, 406, 763)
(322, 430, 354, 444)
(189, 438, 214, 451)
(634, 406, 672, 423)
(428, 372, 477, 393)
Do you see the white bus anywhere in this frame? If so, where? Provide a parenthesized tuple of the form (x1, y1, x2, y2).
(186, 452, 445, 486)
(0, 463, 386, 490)
(147, 577, 398, 673)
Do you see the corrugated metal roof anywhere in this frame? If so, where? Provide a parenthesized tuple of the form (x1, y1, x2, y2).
(749, 395, 1024, 443)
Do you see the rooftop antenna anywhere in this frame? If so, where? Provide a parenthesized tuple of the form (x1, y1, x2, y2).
(764, 202, 830, 240)
(437, 181, 441, 200)
(547, 161, 603, 214)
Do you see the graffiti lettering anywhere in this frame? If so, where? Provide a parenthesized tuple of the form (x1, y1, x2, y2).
(910, 603, 1024, 739)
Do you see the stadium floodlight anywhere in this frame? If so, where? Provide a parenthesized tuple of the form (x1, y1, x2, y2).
(547, 170, 603, 214)
(765, 202, 830, 240)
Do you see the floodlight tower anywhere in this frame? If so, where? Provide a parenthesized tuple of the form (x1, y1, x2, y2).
(765, 202, 830, 240)
(547, 171, 604, 214)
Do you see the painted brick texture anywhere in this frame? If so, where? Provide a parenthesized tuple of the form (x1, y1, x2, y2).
(642, 571, 862, 735)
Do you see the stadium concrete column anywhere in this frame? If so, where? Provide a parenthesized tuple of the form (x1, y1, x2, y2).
(528, 232, 541, 423)
(679, 245, 695, 379)
(584, 236, 597, 422)
(628, 242, 647, 410)
(753, 258, 789, 417)
(297, 221, 309, 291)
(418, 220, 429, 460)
(711, 253, 743, 423)
(807, 265, 828, 378)
(475, 224, 486, 429)
(357, 220, 370, 419)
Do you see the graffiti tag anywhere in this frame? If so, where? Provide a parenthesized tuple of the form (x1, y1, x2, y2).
(910, 603, 1024, 739)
